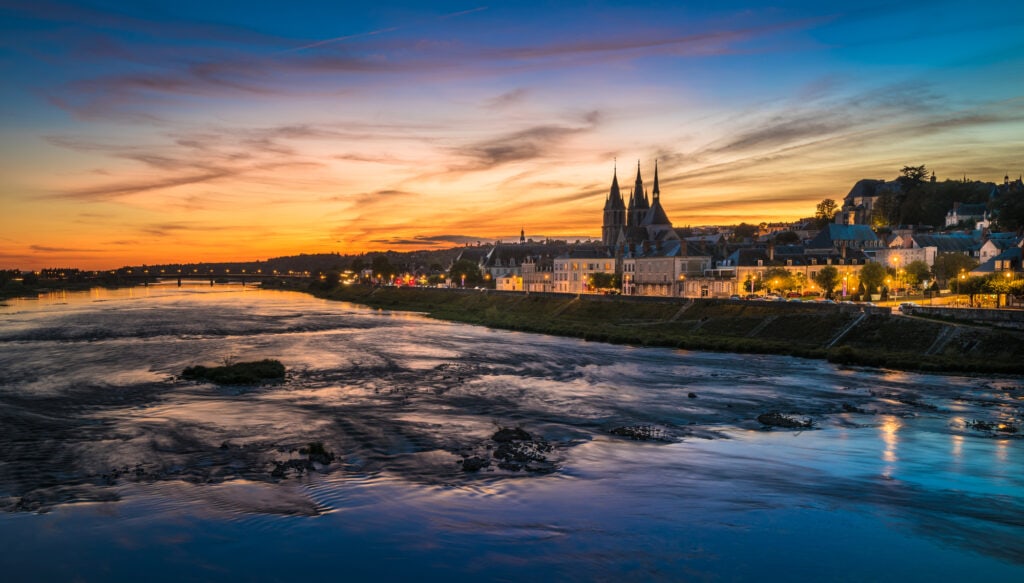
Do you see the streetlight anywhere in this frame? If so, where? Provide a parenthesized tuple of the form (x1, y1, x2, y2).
(958, 270, 966, 307)
(890, 255, 901, 300)
(1004, 270, 1012, 308)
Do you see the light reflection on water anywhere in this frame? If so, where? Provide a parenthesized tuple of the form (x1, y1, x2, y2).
(0, 284, 1022, 581)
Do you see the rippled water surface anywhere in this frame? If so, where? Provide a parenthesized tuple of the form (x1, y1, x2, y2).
(1, 284, 1022, 581)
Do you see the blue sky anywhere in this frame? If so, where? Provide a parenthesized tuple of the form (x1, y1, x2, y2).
(2, 0, 1022, 268)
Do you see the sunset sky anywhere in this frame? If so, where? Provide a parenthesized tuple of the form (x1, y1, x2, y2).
(2, 1, 1023, 269)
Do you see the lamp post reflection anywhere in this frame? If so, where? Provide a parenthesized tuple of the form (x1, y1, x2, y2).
(880, 416, 901, 478)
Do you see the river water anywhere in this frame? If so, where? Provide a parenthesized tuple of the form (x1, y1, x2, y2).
(0, 284, 1021, 581)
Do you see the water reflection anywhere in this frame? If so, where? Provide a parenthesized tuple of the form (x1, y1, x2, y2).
(880, 416, 901, 471)
(0, 285, 1022, 581)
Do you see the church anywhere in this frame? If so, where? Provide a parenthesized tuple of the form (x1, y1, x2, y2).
(601, 162, 716, 296)
(602, 161, 679, 249)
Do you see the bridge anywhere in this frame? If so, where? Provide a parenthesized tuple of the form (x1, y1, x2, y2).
(115, 270, 312, 286)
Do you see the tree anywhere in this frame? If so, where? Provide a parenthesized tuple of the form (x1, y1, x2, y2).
(958, 275, 986, 306)
(763, 267, 794, 293)
(994, 188, 1024, 231)
(774, 231, 801, 245)
(814, 199, 838, 228)
(904, 260, 931, 289)
(323, 269, 341, 288)
(871, 191, 898, 228)
(894, 165, 929, 225)
(370, 256, 396, 280)
(982, 273, 1024, 307)
(792, 272, 808, 293)
(931, 253, 978, 286)
(897, 165, 929, 190)
(742, 273, 764, 294)
(588, 272, 618, 291)
(449, 259, 483, 287)
(732, 223, 758, 241)
(859, 262, 886, 297)
(813, 266, 840, 299)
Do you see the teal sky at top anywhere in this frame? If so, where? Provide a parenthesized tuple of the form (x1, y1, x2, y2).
(3, 0, 1022, 124)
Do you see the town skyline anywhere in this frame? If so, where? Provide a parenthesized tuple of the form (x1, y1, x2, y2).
(2, 1, 1023, 270)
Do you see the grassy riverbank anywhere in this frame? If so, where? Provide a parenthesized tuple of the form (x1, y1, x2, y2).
(298, 283, 1024, 374)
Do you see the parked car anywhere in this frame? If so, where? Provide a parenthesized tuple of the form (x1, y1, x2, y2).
(898, 302, 920, 313)
(729, 294, 742, 300)
(786, 292, 802, 298)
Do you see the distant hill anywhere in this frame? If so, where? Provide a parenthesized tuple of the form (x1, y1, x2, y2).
(121, 246, 479, 275)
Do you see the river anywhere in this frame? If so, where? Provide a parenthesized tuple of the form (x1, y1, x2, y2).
(0, 284, 1021, 581)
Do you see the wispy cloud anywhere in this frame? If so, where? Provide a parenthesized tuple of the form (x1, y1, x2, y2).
(29, 245, 104, 253)
(485, 88, 529, 109)
(284, 6, 487, 53)
(454, 110, 601, 169)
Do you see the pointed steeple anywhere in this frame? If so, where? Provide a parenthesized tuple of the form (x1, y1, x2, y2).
(633, 161, 649, 210)
(653, 160, 660, 200)
(634, 161, 643, 199)
(604, 163, 624, 210)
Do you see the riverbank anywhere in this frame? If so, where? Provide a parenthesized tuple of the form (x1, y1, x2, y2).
(300, 283, 1024, 374)
(0, 278, 144, 301)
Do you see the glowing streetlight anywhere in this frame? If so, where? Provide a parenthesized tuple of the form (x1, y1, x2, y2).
(958, 270, 966, 307)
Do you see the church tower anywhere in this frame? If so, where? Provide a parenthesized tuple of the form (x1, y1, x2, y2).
(602, 164, 626, 247)
(642, 160, 675, 239)
(627, 161, 649, 227)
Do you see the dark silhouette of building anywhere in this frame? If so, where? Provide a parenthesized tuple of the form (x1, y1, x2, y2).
(602, 160, 678, 248)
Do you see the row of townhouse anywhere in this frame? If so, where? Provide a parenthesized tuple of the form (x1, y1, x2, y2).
(488, 163, 1023, 298)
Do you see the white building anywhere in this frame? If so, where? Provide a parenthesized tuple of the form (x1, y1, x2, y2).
(553, 249, 616, 294)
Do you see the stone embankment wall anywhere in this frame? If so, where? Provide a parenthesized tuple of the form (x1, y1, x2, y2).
(911, 306, 1024, 330)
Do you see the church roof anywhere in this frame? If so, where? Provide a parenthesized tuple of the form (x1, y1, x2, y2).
(482, 242, 570, 267)
(805, 224, 879, 249)
(911, 233, 980, 253)
(642, 198, 672, 227)
(558, 245, 614, 259)
(727, 246, 868, 266)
